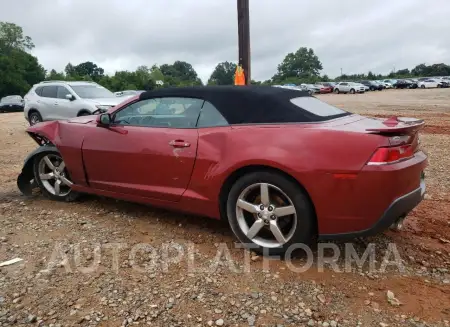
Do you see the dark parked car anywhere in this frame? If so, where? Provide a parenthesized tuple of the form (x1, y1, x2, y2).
(405, 79, 418, 89)
(359, 80, 383, 91)
(440, 80, 450, 88)
(0, 95, 24, 112)
(394, 80, 413, 89)
(17, 86, 427, 255)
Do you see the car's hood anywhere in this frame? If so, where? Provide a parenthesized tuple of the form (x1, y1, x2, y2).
(83, 97, 128, 106)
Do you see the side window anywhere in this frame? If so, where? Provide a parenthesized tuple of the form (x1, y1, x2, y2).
(57, 86, 72, 99)
(341, 82, 348, 86)
(113, 97, 203, 128)
(197, 101, 229, 128)
(35, 86, 44, 96)
(41, 86, 58, 98)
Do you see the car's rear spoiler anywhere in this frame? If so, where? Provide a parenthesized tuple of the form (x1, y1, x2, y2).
(366, 116, 425, 134)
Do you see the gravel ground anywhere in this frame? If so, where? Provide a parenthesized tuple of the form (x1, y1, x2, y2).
(0, 88, 449, 327)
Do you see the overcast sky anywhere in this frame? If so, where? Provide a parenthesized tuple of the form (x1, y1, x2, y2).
(2, 0, 450, 82)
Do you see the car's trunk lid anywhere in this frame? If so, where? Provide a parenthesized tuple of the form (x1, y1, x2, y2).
(322, 114, 424, 152)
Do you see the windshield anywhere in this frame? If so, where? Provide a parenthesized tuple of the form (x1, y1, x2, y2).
(290, 97, 348, 117)
(70, 84, 114, 99)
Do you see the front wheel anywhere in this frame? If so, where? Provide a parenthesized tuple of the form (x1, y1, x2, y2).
(33, 151, 79, 201)
(29, 111, 42, 126)
(226, 171, 315, 256)
(349, 88, 355, 94)
(421, 85, 426, 89)
(334, 88, 340, 94)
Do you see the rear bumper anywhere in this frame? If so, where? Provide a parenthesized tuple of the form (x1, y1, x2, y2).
(319, 173, 426, 240)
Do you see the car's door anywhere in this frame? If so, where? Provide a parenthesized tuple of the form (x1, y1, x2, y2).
(55, 86, 78, 119)
(340, 82, 349, 92)
(81, 96, 203, 202)
(39, 85, 59, 120)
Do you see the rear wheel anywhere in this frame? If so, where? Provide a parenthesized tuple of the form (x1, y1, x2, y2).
(33, 151, 79, 202)
(29, 111, 42, 126)
(334, 88, 340, 94)
(421, 85, 426, 89)
(226, 171, 315, 256)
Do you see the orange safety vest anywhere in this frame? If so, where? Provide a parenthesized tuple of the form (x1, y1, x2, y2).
(234, 65, 246, 85)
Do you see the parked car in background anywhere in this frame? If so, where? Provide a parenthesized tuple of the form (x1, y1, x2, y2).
(405, 79, 418, 89)
(418, 79, 446, 89)
(352, 82, 369, 92)
(322, 82, 336, 89)
(114, 90, 146, 97)
(301, 84, 321, 94)
(359, 80, 383, 91)
(377, 80, 393, 89)
(384, 79, 397, 86)
(373, 81, 386, 89)
(0, 95, 24, 112)
(439, 80, 450, 88)
(393, 80, 413, 89)
(333, 82, 365, 94)
(314, 84, 333, 94)
(17, 85, 427, 255)
(273, 85, 314, 95)
(24, 81, 126, 126)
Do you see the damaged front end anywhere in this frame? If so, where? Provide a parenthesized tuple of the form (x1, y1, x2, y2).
(17, 121, 60, 196)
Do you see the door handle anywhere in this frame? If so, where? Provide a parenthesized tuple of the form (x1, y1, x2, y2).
(54, 102, 59, 105)
(169, 140, 190, 148)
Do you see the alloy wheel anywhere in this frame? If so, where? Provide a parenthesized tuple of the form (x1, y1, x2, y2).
(235, 183, 297, 248)
(30, 114, 41, 125)
(37, 154, 73, 196)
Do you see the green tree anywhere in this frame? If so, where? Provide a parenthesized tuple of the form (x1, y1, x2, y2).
(208, 61, 237, 85)
(0, 22, 34, 51)
(68, 61, 105, 82)
(273, 47, 323, 82)
(160, 61, 202, 86)
(0, 22, 44, 98)
(46, 69, 66, 80)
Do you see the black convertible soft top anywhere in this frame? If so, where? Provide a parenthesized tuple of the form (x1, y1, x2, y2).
(139, 85, 347, 124)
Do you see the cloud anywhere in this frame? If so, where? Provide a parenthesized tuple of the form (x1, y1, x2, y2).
(2, 0, 450, 82)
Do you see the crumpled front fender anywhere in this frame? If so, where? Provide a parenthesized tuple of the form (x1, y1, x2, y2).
(26, 120, 61, 145)
(17, 145, 59, 196)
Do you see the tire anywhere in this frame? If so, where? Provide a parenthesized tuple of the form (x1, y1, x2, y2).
(29, 111, 43, 126)
(349, 88, 355, 94)
(334, 88, 340, 94)
(32, 150, 79, 202)
(226, 171, 315, 256)
(421, 85, 426, 89)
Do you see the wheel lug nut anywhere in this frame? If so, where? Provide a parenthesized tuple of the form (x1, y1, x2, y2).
(257, 213, 262, 218)
(270, 215, 276, 220)
(268, 206, 274, 212)
(260, 205, 264, 210)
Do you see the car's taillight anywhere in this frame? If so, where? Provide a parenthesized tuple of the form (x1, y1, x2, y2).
(367, 145, 414, 165)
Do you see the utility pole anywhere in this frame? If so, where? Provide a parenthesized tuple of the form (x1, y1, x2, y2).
(237, 0, 251, 84)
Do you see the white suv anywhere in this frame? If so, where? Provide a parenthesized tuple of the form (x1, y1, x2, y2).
(24, 81, 128, 125)
(333, 82, 365, 94)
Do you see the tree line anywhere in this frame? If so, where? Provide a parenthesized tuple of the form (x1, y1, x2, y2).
(2, 21, 450, 98)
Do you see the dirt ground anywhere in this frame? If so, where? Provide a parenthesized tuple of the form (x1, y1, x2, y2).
(0, 88, 449, 327)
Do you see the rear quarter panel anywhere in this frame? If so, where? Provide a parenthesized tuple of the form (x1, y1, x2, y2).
(184, 123, 387, 224)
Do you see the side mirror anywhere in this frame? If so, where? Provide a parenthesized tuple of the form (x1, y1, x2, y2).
(97, 113, 111, 126)
(65, 94, 75, 101)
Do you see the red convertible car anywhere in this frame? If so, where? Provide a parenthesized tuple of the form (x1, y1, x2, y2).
(17, 86, 427, 255)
